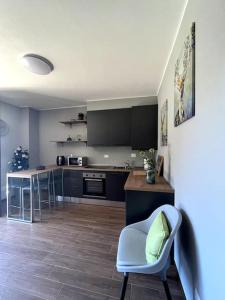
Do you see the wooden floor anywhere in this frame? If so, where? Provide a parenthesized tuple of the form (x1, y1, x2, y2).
(0, 203, 185, 300)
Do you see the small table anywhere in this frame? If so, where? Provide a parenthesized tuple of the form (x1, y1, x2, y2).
(6, 166, 62, 222)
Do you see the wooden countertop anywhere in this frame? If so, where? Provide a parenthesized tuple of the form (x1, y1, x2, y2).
(7, 165, 60, 178)
(60, 165, 131, 173)
(7, 166, 174, 194)
(124, 171, 174, 193)
(7, 165, 130, 178)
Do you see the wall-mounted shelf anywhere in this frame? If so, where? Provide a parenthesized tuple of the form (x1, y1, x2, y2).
(50, 140, 87, 145)
(59, 120, 87, 127)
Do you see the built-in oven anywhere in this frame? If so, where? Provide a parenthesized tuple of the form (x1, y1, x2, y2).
(83, 172, 106, 199)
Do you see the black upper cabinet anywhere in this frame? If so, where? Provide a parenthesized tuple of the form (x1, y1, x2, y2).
(87, 105, 158, 149)
(131, 105, 158, 150)
(87, 109, 131, 146)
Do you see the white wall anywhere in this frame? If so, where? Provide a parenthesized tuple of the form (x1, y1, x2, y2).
(0, 102, 27, 199)
(157, 1, 225, 299)
(87, 96, 157, 111)
(29, 108, 40, 168)
(0, 103, 40, 199)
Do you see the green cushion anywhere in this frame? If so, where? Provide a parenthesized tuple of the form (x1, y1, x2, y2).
(145, 211, 170, 264)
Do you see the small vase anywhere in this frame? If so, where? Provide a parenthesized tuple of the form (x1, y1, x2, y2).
(146, 169, 156, 184)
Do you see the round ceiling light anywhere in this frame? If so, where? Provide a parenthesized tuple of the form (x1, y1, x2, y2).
(21, 54, 54, 75)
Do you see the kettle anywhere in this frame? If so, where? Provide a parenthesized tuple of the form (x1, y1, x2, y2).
(56, 156, 65, 166)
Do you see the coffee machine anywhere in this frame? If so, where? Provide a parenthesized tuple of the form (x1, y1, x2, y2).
(56, 156, 65, 166)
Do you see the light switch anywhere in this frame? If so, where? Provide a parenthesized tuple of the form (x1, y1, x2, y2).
(131, 153, 136, 158)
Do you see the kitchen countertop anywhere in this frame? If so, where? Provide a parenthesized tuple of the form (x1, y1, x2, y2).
(124, 170, 174, 193)
(7, 164, 131, 178)
(60, 165, 131, 172)
(7, 166, 174, 194)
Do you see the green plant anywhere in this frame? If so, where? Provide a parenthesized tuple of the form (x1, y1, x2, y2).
(139, 148, 156, 170)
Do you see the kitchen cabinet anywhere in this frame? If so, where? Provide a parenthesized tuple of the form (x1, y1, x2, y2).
(87, 105, 158, 149)
(63, 170, 83, 197)
(131, 105, 158, 150)
(87, 109, 131, 146)
(124, 173, 174, 225)
(53, 168, 63, 196)
(106, 172, 129, 202)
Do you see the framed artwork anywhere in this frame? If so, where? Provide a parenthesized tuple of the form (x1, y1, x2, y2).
(161, 99, 168, 146)
(174, 23, 195, 127)
(156, 155, 164, 176)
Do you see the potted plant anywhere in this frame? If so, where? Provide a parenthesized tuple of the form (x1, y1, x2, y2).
(8, 146, 29, 172)
(139, 148, 156, 184)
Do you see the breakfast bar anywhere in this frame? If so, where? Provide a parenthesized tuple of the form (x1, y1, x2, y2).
(7, 166, 63, 222)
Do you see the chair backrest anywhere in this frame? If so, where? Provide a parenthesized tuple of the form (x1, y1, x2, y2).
(149, 205, 182, 269)
(151, 205, 181, 233)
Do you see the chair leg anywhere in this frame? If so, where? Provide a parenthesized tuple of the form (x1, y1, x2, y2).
(162, 279, 172, 300)
(120, 272, 129, 300)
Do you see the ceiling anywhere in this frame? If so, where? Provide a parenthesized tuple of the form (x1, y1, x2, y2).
(0, 0, 186, 110)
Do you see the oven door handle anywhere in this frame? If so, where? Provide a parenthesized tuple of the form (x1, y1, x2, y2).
(84, 178, 103, 182)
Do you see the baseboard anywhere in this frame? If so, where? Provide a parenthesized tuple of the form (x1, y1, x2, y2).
(63, 196, 125, 208)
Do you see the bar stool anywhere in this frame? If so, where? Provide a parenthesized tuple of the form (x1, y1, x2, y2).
(32, 172, 51, 221)
(21, 179, 32, 222)
(49, 169, 56, 208)
(52, 168, 64, 208)
(8, 178, 30, 221)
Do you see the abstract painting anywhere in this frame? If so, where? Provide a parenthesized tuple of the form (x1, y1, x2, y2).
(161, 99, 168, 146)
(174, 23, 195, 126)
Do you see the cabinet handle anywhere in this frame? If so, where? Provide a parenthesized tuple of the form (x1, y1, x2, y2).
(84, 178, 102, 182)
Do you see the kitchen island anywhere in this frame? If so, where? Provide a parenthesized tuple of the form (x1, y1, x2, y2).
(124, 170, 174, 225)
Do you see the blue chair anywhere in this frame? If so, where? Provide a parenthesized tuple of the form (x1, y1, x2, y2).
(116, 205, 182, 300)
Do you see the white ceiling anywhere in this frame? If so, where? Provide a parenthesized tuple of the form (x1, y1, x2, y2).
(0, 0, 186, 110)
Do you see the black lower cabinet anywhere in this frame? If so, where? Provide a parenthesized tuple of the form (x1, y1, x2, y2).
(63, 170, 83, 197)
(54, 169, 63, 196)
(125, 190, 174, 225)
(106, 172, 129, 202)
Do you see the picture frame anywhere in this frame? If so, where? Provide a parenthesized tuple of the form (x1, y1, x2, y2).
(174, 22, 195, 126)
(156, 155, 164, 176)
(161, 99, 168, 146)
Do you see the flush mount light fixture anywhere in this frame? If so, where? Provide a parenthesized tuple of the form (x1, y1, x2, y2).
(21, 54, 54, 75)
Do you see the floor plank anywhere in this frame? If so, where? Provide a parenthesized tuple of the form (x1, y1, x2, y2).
(0, 203, 185, 299)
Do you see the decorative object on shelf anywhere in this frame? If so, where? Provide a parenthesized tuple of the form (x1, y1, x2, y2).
(174, 22, 195, 127)
(77, 112, 84, 120)
(139, 148, 156, 184)
(8, 146, 29, 172)
(156, 155, 164, 176)
(76, 134, 82, 141)
(161, 100, 168, 146)
(67, 135, 72, 142)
